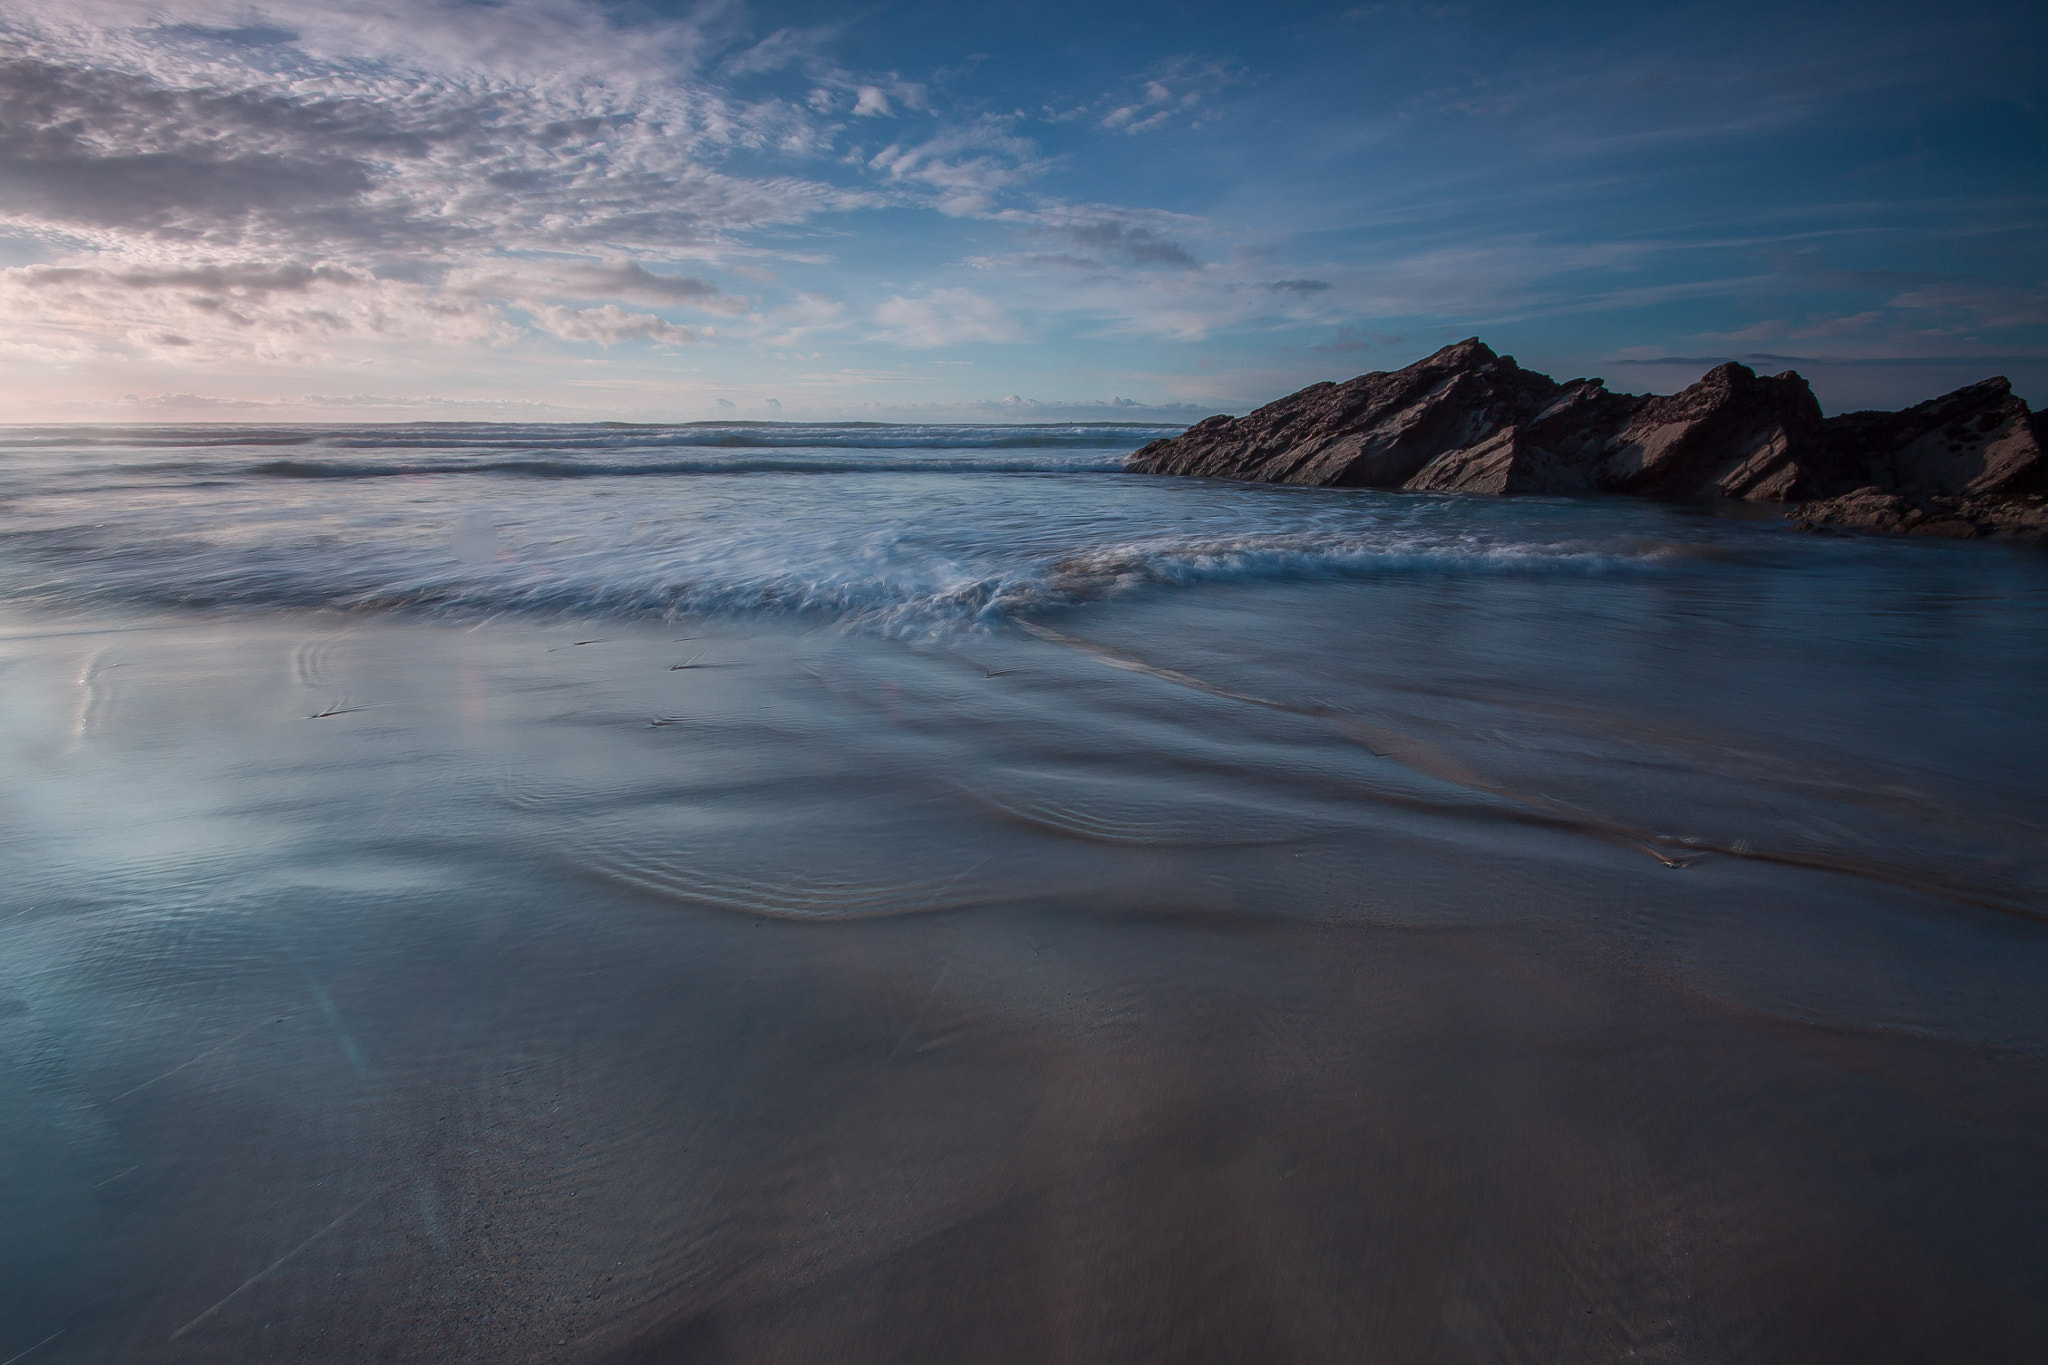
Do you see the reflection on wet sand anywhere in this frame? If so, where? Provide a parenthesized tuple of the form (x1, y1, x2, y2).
(2, 579, 2046, 1363)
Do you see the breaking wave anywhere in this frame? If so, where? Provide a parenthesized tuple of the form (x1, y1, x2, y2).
(0, 420, 1773, 636)
(1, 525, 1714, 635)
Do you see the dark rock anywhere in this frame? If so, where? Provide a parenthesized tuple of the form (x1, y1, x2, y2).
(1404, 425, 1580, 495)
(1127, 339, 1825, 501)
(1126, 339, 1574, 489)
(1593, 362, 1821, 501)
(1806, 377, 2044, 499)
(1520, 379, 1649, 472)
(1792, 488, 2048, 540)
(1125, 339, 2045, 540)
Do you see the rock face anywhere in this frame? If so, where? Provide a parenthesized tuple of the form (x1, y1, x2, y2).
(1592, 362, 1820, 500)
(1805, 378, 2044, 499)
(1129, 339, 1568, 489)
(1126, 339, 2047, 538)
(1788, 489, 2048, 540)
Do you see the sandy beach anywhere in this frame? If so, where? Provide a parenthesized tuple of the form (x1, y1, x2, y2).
(6, 0, 2046, 1355)
(6, 520, 2047, 1361)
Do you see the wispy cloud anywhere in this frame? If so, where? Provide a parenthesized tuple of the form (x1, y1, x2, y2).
(525, 304, 698, 348)
(120, 389, 571, 414)
(1098, 57, 1241, 135)
(0, 259, 516, 361)
(0, 0, 2038, 416)
(1049, 218, 1201, 269)
(0, 0, 860, 363)
(872, 288, 1019, 348)
(0, 11, 845, 256)
(863, 118, 1048, 216)
(755, 292, 849, 349)
(451, 262, 749, 313)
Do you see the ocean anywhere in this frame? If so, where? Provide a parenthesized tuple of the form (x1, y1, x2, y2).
(4, 422, 2047, 1362)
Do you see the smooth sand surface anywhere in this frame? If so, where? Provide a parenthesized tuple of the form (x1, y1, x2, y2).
(3, 586, 2046, 1363)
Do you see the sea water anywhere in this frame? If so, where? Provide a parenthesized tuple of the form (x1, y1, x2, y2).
(3, 423, 2046, 1362)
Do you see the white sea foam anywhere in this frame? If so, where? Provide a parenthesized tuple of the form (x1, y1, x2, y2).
(0, 422, 1777, 634)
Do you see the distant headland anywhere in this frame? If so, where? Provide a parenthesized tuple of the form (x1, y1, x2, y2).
(1127, 339, 2047, 540)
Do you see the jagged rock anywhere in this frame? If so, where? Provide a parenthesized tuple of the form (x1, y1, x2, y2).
(1126, 339, 1572, 488)
(1404, 426, 1584, 495)
(1400, 426, 1532, 495)
(1806, 378, 2045, 499)
(1594, 362, 1821, 501)
(1792, 488, 2048, 540)
(1791, 489, 1977, 537)
(1125, 338, 2046, 539)
(1520, 378, 1647, 469)
(1127, 339, 1826, 501)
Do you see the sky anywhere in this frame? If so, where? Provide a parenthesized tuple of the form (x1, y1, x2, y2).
(0, 0, 2042, 422)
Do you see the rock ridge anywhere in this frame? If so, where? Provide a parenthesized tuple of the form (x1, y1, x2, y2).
(1125, 340, 2046, 539)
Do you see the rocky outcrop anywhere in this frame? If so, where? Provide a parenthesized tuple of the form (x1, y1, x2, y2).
(1803, 378, 2045, 500)
(1592, 362, 1820, 500)
(1128, 338, 1571, 489)
(1790, 489, 2048, 540)
(1125, 339, 2047, 539)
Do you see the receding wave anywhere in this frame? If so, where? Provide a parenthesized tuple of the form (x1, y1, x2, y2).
(2, 524, 1709, 636)
(0, 421, 1765, 635)
(1037, 530, 1676, 596)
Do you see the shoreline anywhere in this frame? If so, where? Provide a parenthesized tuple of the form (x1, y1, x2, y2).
(5, 492, 2047, 1362)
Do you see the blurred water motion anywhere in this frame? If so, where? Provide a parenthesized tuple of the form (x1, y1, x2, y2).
(2, 424, 2047, 1361)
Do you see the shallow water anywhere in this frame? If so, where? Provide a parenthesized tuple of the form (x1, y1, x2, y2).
(2, 425, 2046, 1362)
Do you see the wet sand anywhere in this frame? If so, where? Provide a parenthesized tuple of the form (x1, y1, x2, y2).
(3, 574, 2047, 1362)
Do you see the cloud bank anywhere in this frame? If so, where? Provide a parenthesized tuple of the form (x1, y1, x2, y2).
(0, 0, 2039, 417)
(0, 0, 883, 366)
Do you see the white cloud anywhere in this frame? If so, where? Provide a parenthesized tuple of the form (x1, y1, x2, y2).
(0, 0, 862, 361)
(526, 303, 697, 347)
(0, 259, 516, 361)
(121, 389, 570, 415)
(449, 261, 749, 314)
(0, 0, 1087, 377)
(757, 292, 848, 347)
(865, 119, 1047, 216)
(1888, 282, 2048, 330)
(0, 0, 1321, 395)
(983, 203, 1208, 269)
(0, 54, 848, 261)
(717, 24, 843, 81)
(1098, 58, 1239, 135)
(872, 289, 1019, 348)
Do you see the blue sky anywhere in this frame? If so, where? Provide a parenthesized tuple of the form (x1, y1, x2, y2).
(0, 0, 2041, 420)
